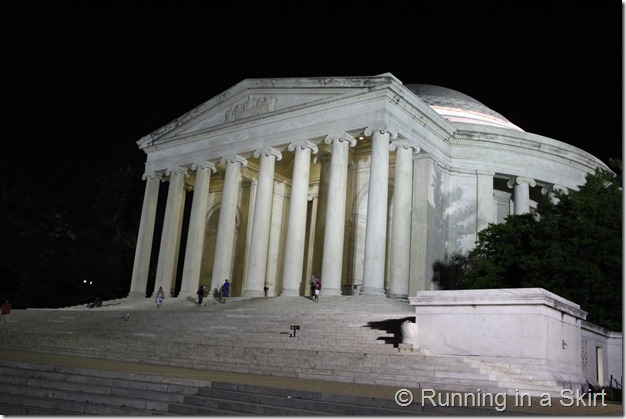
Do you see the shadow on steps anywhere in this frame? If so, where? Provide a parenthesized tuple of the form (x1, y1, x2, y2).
(366, 317, 415, 348)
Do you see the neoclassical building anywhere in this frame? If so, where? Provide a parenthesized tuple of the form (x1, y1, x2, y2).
(128, 73, 608, 300)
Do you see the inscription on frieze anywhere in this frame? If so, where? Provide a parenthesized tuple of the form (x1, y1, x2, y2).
(226, 95, 277, 122)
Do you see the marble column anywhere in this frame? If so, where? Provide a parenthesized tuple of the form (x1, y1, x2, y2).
(179, 161, 216, 298)
(153, 167, 189, 296)
(304, 193, 318, 296)
(361, 127, 397, 296)
(320, 133, 356, 296)
(281, 140, 318, 296)
(243, 147, 282, 297)
(241, 179, 257, 293)
(211, 155, 247, 294)
(387, 139, 419, 299)
(129, 171, 162, 298)
(507, 176, 536, 214)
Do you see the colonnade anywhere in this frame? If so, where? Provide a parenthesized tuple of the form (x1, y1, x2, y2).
(129, 127, 542, 301)
(129, 126, 423, 300)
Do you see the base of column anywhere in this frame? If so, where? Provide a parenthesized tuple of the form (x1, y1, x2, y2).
(127, 291, 147, 298)
(280, 289, 300, 297)
(387, 293, 409, 301)
(242, 290, 265, 298)
(360, 287, 386, 296)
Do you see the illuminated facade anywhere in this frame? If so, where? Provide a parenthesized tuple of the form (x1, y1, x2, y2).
(128, 73, 608, 300)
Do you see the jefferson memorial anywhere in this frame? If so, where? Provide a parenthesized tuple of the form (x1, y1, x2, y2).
(128, 73, 609, 301)
(126, 74, 622, 389)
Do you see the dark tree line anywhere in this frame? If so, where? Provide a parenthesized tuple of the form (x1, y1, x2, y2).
(0, 166, 145, 309)
(433, 160, 623, 331)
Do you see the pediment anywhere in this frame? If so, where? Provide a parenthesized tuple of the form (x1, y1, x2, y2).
(137, 74, 401, 148)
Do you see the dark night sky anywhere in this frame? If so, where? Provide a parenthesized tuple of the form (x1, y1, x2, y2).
(1, 3, 622, 219)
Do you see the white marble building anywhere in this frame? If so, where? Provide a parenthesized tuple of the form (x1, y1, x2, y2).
(128, 73, 609, 301)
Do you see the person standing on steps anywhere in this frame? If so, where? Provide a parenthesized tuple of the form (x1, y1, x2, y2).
(309, 275, 319, 301)
(155, 287, 165, 309)
(314, 279, 321, 303)
(220, 279, 230, 303)
(197, 285, 205, 306)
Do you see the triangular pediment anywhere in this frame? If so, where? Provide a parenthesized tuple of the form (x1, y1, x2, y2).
(137, 73, 403, 148)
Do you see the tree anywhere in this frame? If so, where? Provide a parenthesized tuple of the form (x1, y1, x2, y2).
(434, 161, 622, 331)
(68, 166, 144, 301)
(0, 166, 145, 308)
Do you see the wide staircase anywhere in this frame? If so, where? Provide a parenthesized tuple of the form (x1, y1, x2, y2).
(3, 358, 525, 415)
(0, 295, 571, 414)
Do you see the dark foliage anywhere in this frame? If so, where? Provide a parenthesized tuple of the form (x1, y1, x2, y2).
(0, 166, 144, 309)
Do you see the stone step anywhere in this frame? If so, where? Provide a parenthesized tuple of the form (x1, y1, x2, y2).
(178, 381, 418, 416)
(0, 392, 159, 415)
(0, 296, 567, 397)
(0, 360, 211, 416)
(0, 334, 530, 391)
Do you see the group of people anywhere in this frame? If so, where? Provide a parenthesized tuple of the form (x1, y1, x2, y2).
(310, 275, 321, 302)
(154, 280, 231, 309)
(196, 280, 230, 305)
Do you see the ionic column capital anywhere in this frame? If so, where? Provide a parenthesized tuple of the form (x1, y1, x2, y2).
(141, 171, 163, 181)
(389, 139, 420, 153)
(507, 176, 536, 189)
(324, 132, 357, 147)
(288, 140, 319, 154)
(165, 167, 190, 178)
(364, 125, 398, 140)
(191, 161, 217, 172)
(220, 154, 248, 167)
(253, 146, 282, 161)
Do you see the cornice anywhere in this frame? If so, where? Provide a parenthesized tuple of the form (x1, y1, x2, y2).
(449, 129, 606, 172)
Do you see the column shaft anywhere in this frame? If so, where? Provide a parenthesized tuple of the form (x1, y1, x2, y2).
(129, 172, 161, 297)
(361, 129, 392, 296)
(211, 156, 246, 294)
(388, 142, 416, 298)
(154, 168, 188, 296)
(320, 133, 355, 296)
(241, 179, 257, 293)
(179, 162, 216, 298)
(508, 176, 536, 215)
(243, 147, 282, 297)
(281, 141, 317, 296)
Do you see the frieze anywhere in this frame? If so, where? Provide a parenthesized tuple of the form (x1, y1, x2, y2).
(225, 95, 277, 123)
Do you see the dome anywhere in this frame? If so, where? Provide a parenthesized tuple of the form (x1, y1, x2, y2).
(405, 84, 524, 132)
